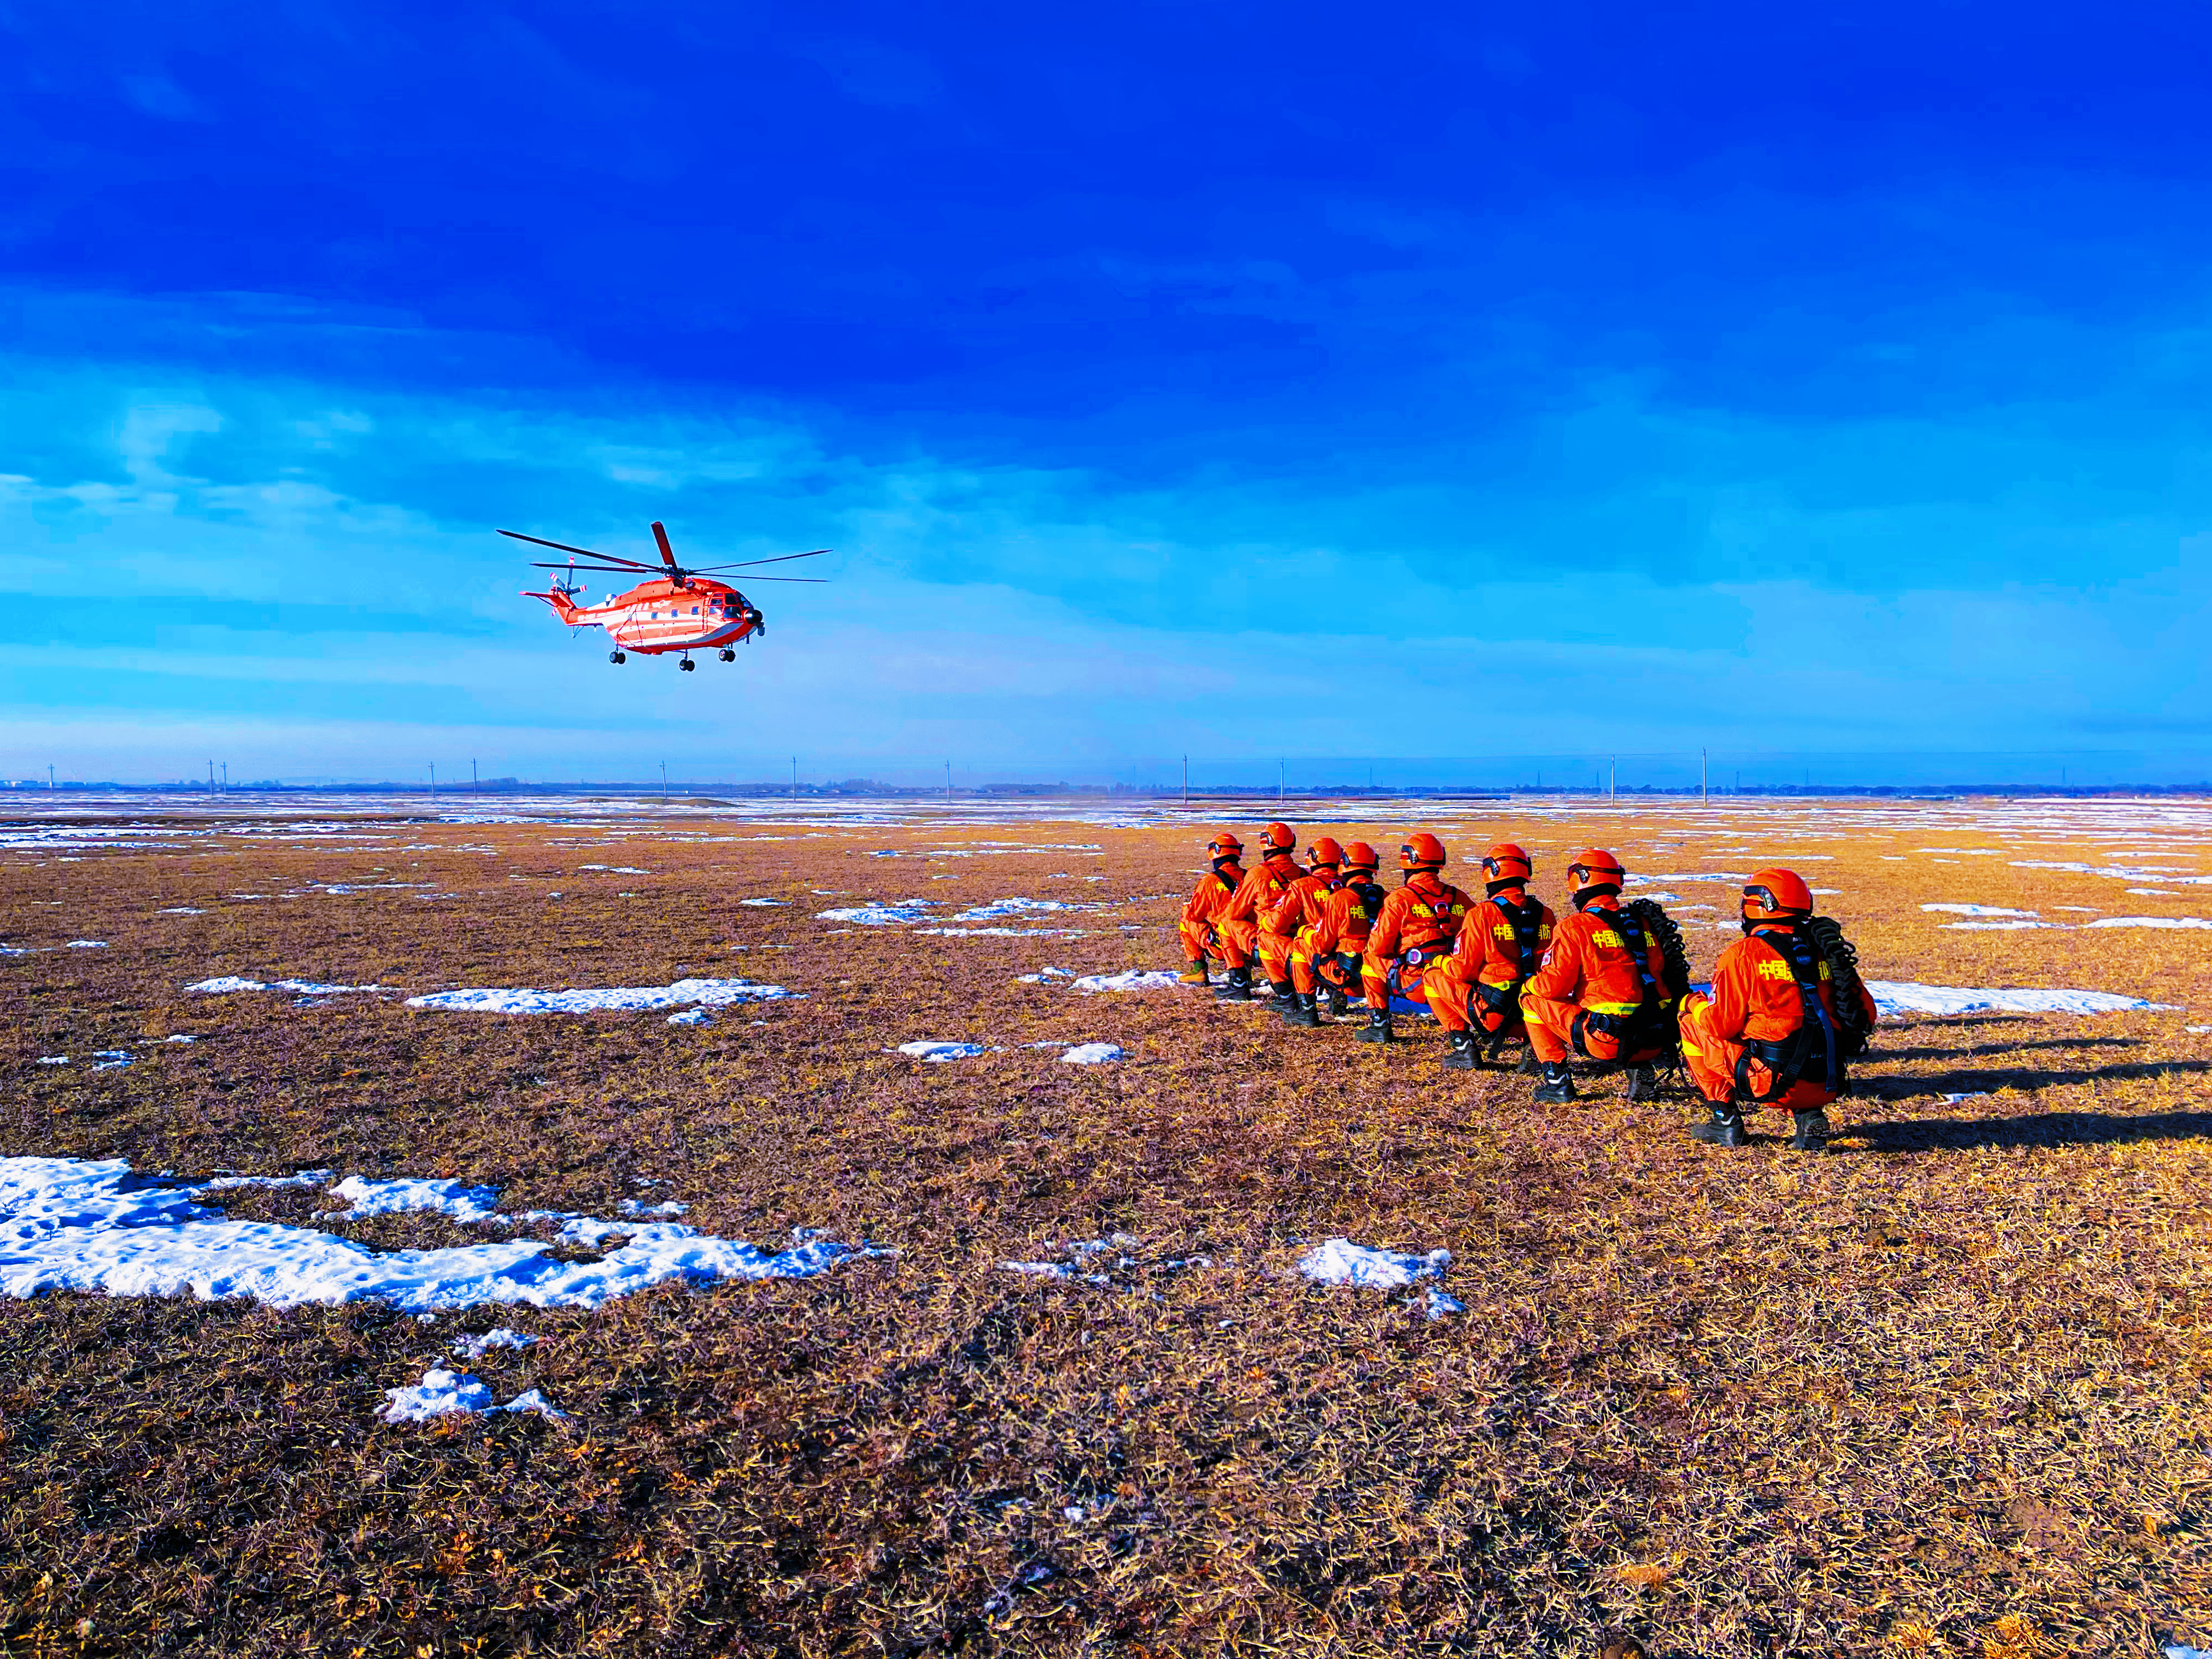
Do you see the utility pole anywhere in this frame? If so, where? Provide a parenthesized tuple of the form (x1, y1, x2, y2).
(220, 762, 227, 793)
(1278, 758, 1284, 806)
(208, 761, 215, 794)
(1609, 755, 1616, 804)
(1701, 747, 1708, 806)
(1182, 754, 1188, 808)
(428, 761, 435, 792)
(945, 760, 952, 803)
(661, 760, 668, 792)
(48, 764, 55, 791)
(790, 757, 797, 802)
(472, 758, 478, 792)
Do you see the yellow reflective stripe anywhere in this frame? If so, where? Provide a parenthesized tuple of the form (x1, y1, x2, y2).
(1586, 1001, 1640, 1016)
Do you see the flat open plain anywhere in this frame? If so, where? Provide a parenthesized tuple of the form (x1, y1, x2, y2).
(4, 793, 2212, 1658)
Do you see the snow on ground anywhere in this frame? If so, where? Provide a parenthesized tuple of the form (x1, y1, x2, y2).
(379, 1368, 567, 1424)
(1059, 1043, 1125, 1064)
(916, 926, 1088, 937)
(157, 907, 205, 915)
(665, 1007, 714, 1026)
(1070, 969, 1186, 992)
(185, 976, 397, 997)
(950, 898, 1088, 921)
(1940, 921, 2063, 931)
(403, 978, 796, 1014)
(816, 903, 933, 924)
(1922, 904, 2039, 917)
(452, 1327, 537, 1359)
(1298, 1239, 1453, 1289)
(736, 898, 787, 906)
(1866, 983, 2182, 1017)
(2086, 917, 2212, 929)
(65, 940, 107, 948)
(1018, 967, 1077, 983)
(0, 1157, 888, 1311)
(897, 1041, 988, 1062)
(325, 1177, 504, 1223)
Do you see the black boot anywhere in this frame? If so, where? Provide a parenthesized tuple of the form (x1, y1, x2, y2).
(1354, 1009, 1394, 1043)
(1282, 990, 1321, 1029)
(1324, 984, 1351, 1019)
(1689, 1103, 1748, 1146)
(1788, 1109, 1831, 1152)
(1513, 1046, 1542, 1076)
(1441, 1030, 1481, 1070)
(1624, 1063, 1658, 1102)
(1532, 1060, 1576, 1104)
(1266, 978, 1296, 1012)
(1214, 967, 1253, 1003)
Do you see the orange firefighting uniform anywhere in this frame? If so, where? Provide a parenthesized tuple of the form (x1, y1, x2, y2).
(1178, 862, 1244, 967)
(1256, 867, 1338, 988)
(1218, 851, 1304, 972)
(1301, 873, 1386, 996)
(1520, 895, 1674, 1065)
(1679, 922, 1879, 1110)
(1361, 872, 1475, 1011)
(1424, 885, 1556, 1037)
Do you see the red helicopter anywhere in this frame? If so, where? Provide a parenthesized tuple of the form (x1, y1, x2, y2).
(505, 522, 828, 669)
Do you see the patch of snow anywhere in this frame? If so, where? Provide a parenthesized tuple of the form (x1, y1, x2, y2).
(403, 978, 796, 1014)
(1922, 904, 2038, 917)
(1297, 1239, 1452, 1289)
(2086, 917, 2212, 930)
(2128, 889, 2183, 896)
(1426, 1287, 1465, 1320)
(1018, 967, 1077, 982)
(89, 1050, 132, 1071)
(736, 897, 787, 906)
(65, 940, 107, 948)
(452, 1327, 538, 1359)
(1866, 981, 2180, 1017)
(326, 1176, 505, 1224)
(665, 1008, 714, 1026)
(578, 865, 649, 873)
(379, 1368, 568, 1424)
(183, 976, 394, 996)
(618, 1199, 687, 1218)
(1940, 920, 2063, 931)
(815, 904, 931, 924)
(37, 1056, 67, 1065)
(158, 907, 206, 915)
(2188, 1026, 2211, 1035)
(1069, 969, 1185, 993)
(1059, 1043, 1125, 1064)
(1629, 872, 1749, 884)
(501, 1388, 568, 1419)
(0, 1157, 888, 1312)
(194, 1170, 333, 1194)
(896, 1041, 988, 1062)
(951, 898, 1085, 921)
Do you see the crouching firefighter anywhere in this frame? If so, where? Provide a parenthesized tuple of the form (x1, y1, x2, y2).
(1215, 822, 1303, 1003)
(1176, 832, 1245, 985)
(1357, 834, 1474, 1044)
(1294, 842, 1386, 1024)
(1677, 867, 1878, 1150)
(1426, 843, 1555, 1071)
(1519, 849, 1689, 1103)
(1257, 837, 1344, 1024)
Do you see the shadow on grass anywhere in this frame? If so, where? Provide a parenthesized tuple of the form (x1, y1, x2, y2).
(1847, 1107, 2212, 1152)
(1858, 1059, 2210, 1100)
(1868, 1034, 2142, 1063)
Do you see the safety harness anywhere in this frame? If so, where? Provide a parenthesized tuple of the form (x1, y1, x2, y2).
(1469, 890, 1545, 1028)
(1327, 876, 1389, 986)
(1570, 903, 1678, 1059)
(1732, 924, 1846, 1103)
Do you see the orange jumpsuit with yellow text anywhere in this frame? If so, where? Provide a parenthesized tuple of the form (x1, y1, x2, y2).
(1361, 873, 1474, 1012)
(1425, 887, 1555, 1036)
(1679, 923, 1878, 1110)
(1217, 852, 1304, 971)
(1178, 863, 1244, 967)
(1257, 869, 1338, 988)
(1302, 876, 1386, 996)
(1520, 896, 1673, 1065)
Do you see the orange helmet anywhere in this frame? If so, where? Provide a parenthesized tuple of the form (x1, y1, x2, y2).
(1742, 867, 1815, 922)
(1481, 842, 1533, 883)
(1206, 831, 1244, 861)
(1399, 833, 1447, 871)
(1258, 821, 1296, 855)
(1306, 836, 1344, 869)
(1565, 848, 1626, 899)
(1341, 841, 1380, 872)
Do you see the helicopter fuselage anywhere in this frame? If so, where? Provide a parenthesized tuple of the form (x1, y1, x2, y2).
(525, 575, 763, 656)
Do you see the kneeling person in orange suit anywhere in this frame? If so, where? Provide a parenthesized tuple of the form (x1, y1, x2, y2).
(1357, 834, 1474, 1043)
(1426, 843, 1556, 1071)
(1677, 867, 1878, 1152)
(1519, 849, 1681, 1103)
(1257, 837, 1343, 1023)
(1176, 832, 1245, 985)
(1215, 822, 1302, 1003)
(1295, 842, 1386, 1023)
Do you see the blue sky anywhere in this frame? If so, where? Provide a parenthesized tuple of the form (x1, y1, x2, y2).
(4, 2, 2209, 785)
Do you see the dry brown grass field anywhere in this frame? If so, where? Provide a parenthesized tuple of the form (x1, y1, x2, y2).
(4, 795, 2212, 1659)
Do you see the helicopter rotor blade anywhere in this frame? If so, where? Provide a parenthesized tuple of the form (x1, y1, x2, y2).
(687, 549, 832, 572)
(498, 528, 656, 566)
(529, 561, 661, 575)
(724, 576, 829, 584)
(651, 521, 682, 572)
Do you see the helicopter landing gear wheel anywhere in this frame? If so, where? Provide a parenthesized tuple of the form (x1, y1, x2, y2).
(608, 650, 626, 664)
(679, 656, 696, 672)
(718, 648, 736, 662)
